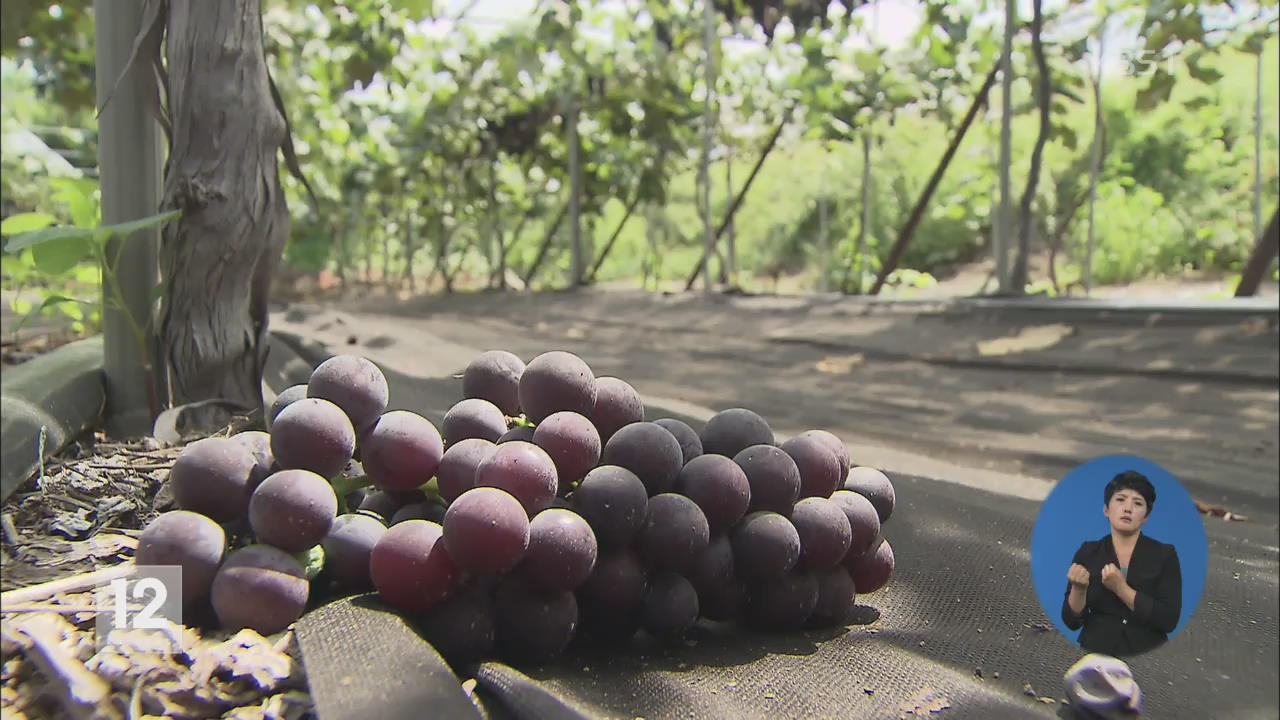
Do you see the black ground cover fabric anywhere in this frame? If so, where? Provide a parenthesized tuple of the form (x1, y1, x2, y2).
(295, 473, 1279, 720)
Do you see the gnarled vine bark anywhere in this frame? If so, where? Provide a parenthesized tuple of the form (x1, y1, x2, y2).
(155, 0, 290, 424)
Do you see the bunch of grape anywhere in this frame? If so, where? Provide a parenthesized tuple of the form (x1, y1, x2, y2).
(134, 349, 897, 666)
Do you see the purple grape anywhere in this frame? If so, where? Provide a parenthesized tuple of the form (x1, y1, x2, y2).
(518, 351, 597, 423)
(844, 467, 896, 524)
(588, 376, 644, 443)
(248, 469, 338, 553)
(267, 384, 309, 429)
(685, 533, 735, 597)
(601, 422, 683, 496)
(733, 444, 801, 514)
(790, 497, 852, 571)
(210, 545, 309, 635)
(700, 408, 774, 458)
(391, 501, 446, 525)
(577, 550, 648, 640)
(846, 537, 894, 594)
(307, 354, 389, 432)
(830, 490, 882, 560)
(641, 572, 699, 640)
(170, 437, 257, 523)
(497, 425, 536, 444)
(270, 398, 356, 480)
(675, 454, 752, 533)
(436, 438, 498, 503)
(233, 430, 276, 490)
(731, 511, 800, 582)
(463, 350, 525, 416)
(747, 570, 819, 631)
(356, 490, 401, 523)
(135, 510, 226, 605)
(570, 465, 649, 550)
(441, 397, 508, 445)
(321, 512, 387, 589)
(360, 410, 444, 492)
(417, 582, 497, 666)
(699, 577, 748, 623)
(370, 520, 460, 613)
(495, 576, 578, 662)
(532, 411, 601, 488)
(811, 566, 857, 624)
(653, 418, 703, 465)
(515, 508, 598, 591)
(780, 435, 841, 500)
(799, 429, 851, 480)
(442, 487, 531, 575)
(473, 441, 559, 516)
(635, 493, 710, 573)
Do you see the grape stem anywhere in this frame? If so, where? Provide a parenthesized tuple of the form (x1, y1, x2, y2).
(330, 473, 374, 514)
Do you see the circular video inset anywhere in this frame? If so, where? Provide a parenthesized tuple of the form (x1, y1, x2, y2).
(1029, 454, 1207, 658)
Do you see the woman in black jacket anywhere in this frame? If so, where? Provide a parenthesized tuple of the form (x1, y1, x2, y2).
(1062, 470, 1182, 657)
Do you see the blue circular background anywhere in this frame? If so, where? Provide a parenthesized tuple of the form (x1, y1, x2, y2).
(1029, 453, 1208, 645)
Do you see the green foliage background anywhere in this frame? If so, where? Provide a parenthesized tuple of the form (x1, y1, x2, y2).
(2, 0, 1277, 331)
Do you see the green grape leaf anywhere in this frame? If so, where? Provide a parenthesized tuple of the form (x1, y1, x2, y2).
(32, 235, 94, 275)
(0, 213, 58, 236)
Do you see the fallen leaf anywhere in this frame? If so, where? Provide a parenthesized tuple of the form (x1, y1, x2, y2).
(976, 324, 1074, 357)
(816, 354, 865, 374)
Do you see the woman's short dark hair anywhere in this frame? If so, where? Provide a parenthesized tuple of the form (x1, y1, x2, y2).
(1104, 471, 1156, 514)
